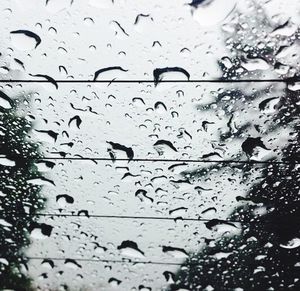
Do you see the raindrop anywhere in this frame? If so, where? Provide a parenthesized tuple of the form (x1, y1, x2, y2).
(78, 210, 89, 217)
(56, 194, 74, 204)
(48, 27, 57, 35)
(139, 285, 152, 291)
(59, 65, 68, 75)
(30, 223, 53, 239)
(0, 67, 9, 74)
(29, 74, 58, 89)
(201, 152, 222, 159)
(194, 186, 212, 192)
(34, 129, 59, 143)
(287, 79, 300, 91)
(258, 97, 279, 111)
(0, 219, 12, 228)
(121, 172, 141, 180)
(274, 62, 289, 75)
(280, 238, 300, 249)
(163, 271, 175, 283)
(152, 41, 162, 48)
(271, 19, 296, 36)
(241, 137, 269, 158)
(0, 258, 9, 266)
(162, 246, 188, 259)
(135, 189, 153, 203)
(211, 251, 232, 260)
(27, 177, 55, 187)
(205, 219, 238, 234)
(10, 30, 41, 50)
(41, 259, 55, 269)
(154, 101, 167, 113)
(83, 17, 94, 26)
(190, 0, 236, 27)
(171, 111, 179, 118)
(110, 20, 129, 36)
(241, 57, 269, 71)
(117, 240, 145, 258)
(12, 58, 25, 70)
(202, 121, 215, 132)
(132, 97, 145, 106)
(46, 0, 73, 13)
(107, 141, 134, 159)
(35, 161, 56, 172)
(169, 207, 188, 217)
(68, 115, 82, 129)
(64, 259, 82, 269)
(201, 207, 217, 215)
(188, 0, 208, 8)
(134, 14, 152, 25)
(153, 140, 177, 154)
(0, 91, 13, 109)
(93, 66, 128, 81)
(153, 67, 190, 86)
(93, 242, 107, 254)
(0, 158, 16, 167)
(108, 277, 122, 287)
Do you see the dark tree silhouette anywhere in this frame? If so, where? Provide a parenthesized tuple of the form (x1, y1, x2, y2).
(0, 90, 45, 290)
(170, 2, 300, 291)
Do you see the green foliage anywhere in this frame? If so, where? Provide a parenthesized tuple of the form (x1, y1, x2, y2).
(171, 3, 300, 290)
(0, 101, 45, 290)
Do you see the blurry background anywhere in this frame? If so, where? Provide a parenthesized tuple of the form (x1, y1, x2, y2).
(0, 0, 299, 290)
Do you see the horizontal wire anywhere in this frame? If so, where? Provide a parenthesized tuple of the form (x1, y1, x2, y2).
(13, 212, 299, 227)
(0, 78, 295, 83)
(1, 155, 295, 165)
(3, 212, 286, 227)
(4, 212, 244, 224)
(26, 256, 187, 266)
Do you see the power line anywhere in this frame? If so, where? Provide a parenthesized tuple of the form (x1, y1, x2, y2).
(2, 212, 287, 227)
(0, 155, 295, 165)
(0, 78, 296, 83)
(4, 212, 244, 224)
(25, 256, 189, 266)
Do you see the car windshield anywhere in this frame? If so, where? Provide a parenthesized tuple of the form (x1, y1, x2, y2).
(0, 0, 299, 290)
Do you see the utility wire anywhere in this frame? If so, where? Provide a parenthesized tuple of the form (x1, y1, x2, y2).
(2, 212, 244, 224)
(0, 77, 297, 83)
(1, 212, 286, 227)
(25, 256, 193, 266)
(0, 155, 296, 165)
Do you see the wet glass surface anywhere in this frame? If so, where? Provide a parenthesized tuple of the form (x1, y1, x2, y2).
(0, 0, 299, 290)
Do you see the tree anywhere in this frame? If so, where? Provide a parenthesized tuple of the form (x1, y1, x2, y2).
(170, 2, 300, 290)
(0, 89, 46, 290)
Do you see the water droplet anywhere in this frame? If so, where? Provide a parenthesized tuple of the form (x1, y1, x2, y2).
(190, 0, 236, 27)
(162, 246, 188, 259)
(280, 238, 300, 249)
(117, 240, 145, 258)
(64, 259, 82, 269)
(10, 30, 41, 50)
